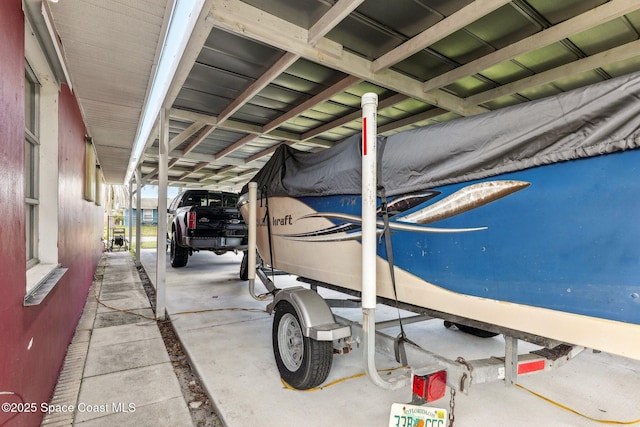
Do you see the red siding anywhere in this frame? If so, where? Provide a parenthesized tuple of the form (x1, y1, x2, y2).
(0, 1, 103, 425)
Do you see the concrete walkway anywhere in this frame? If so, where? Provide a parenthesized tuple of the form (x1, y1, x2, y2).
(41, 252, 192, 427)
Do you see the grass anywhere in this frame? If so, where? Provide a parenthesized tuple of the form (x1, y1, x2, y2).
(104, 224, 158, 239)
(105, 224, 163, 252)
(140, 225, 159, 237)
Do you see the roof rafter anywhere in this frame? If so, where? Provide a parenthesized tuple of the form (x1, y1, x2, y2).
(301, 93, 407, 140)
(308, 0, 364, 45)
(169, 121, 205, 152)
(372, 0, 512, 72)
(178, 161, 210, 181)
(263, 75, 361, 133)
(464, 39, 640, 107)
(213, 66, 361, 160)
(217, 52, 300, 125)
(378, 108, 448, 134)
(209, 0, 486, 117)
(183, 124, 215, 155)
(422, 0, 640, 92)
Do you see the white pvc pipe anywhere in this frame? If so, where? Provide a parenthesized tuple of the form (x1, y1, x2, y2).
(361, 92, 378, 311)
(361, 93, 406, 390)
(248, 182, 257, 281)
(247, 182, 267, 300)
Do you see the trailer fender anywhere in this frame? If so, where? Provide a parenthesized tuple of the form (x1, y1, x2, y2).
(267, 287, 351, 341)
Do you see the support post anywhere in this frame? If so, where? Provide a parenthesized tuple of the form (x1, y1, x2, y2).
(156, 108, 169, 321)
(361, 92, 378, 312)
(128, 179, 133, 252)
(248, 182, 257, 281)
(505, 336, 518, 386)
(361, 93, 407, 390)
(247, 182, 262, 299)
(135, 167, 142, 264)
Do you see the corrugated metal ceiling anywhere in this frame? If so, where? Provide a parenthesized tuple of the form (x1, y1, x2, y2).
(48, 0, 640, 189)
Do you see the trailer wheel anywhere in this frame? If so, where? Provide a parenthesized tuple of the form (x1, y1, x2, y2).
(170, 234, 189, 268)
(453, 322, 499, 338)
(272, 301, 332, 390)
(239, 251, 249, 281)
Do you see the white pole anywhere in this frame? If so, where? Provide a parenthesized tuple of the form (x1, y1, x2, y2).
(247, 182, 268, 300)
(361, 92, 378, 311)
(128, 179, 133, 252)
(361, 93, 407, 390)
(156, 107, 169, 321)
(248, 182, 257, 281)
(135, 167, 142, 264)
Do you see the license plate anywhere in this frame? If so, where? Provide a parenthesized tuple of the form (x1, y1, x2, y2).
(388, 403, 447, 427)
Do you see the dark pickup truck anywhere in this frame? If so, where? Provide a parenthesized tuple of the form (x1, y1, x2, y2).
(168, 190, 248, 268)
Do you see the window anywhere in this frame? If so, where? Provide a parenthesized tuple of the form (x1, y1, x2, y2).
(23, 15, 64, 304)
(84, 138, 96, 201)
(25, 64, 39, 268)
(143, 209, 154, 222)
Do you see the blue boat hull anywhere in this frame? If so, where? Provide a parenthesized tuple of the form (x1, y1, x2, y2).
(241, 149, 640, 359)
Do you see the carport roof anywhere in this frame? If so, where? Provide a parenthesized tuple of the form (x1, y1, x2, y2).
(47, 0, 640, 190)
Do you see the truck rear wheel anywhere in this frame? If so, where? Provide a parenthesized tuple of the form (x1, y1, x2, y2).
(239, 251, 249, 280)
(170, 234, 189, 268)
(272, 301, 332, 390)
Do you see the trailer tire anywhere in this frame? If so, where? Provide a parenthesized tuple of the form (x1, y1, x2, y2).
(239, 251, 249, 281)
(170, 233, 189, 268)
(272, 301, 332, 390)
(453, 323, 499, 338)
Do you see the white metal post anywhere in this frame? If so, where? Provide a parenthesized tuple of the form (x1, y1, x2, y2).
(248, 182, 257, 281)
(128, 179, 133, 252)
(361, 92, 378, 311)
(135, 167, 142, 264)
(156, 108, 169, 321)
(361, 93, 407, 390)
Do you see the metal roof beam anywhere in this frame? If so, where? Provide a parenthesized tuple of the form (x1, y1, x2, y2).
(423, 0, 640, 92)
(372, 0, 511, 72)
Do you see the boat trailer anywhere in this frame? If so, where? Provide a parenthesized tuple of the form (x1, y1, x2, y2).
(241, 93, 587, 425)
(244, 180, 585, 406)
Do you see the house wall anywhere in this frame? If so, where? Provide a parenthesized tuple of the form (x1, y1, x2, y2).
(123, 208, 159, 226)
(0, 1, 103, 425)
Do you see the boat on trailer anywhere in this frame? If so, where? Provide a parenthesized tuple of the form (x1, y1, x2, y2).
(238, 72, 640, 392)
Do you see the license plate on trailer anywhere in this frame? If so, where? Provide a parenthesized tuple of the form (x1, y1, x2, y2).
(388, 403, 447, 427)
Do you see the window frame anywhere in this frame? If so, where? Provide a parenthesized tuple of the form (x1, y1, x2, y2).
(25, 63, 40, 269)
(23, 13, 65, 304)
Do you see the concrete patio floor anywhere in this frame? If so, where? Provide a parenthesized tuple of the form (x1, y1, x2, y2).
(42, 252, 193, 427)
(139, 249, 640, 427)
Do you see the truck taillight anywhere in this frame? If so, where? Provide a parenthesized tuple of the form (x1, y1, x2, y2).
(188, 212, 196, 229)
(412, 370, 447, 402)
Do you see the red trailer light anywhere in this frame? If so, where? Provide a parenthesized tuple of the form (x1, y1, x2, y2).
(412, 370, 447, 402)
(518, 359, 546, 375)
(188, 212, 196, 229)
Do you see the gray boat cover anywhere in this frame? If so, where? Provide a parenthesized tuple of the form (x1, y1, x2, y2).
(247, 71, 640, 197)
